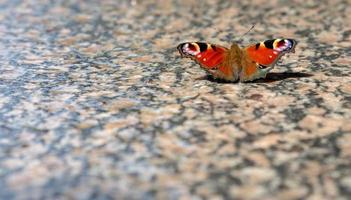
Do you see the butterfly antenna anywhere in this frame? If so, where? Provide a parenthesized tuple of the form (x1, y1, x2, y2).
(236, 23, 256, 43)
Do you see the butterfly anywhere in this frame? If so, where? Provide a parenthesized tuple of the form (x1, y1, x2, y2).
(177, 39, 297, 82)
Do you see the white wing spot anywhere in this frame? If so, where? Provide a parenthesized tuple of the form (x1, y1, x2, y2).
(203, 58, 207, 61)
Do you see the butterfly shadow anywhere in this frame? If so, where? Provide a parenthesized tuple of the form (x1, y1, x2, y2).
(253, 72, 313, 83)
(200, 72, 313, 83)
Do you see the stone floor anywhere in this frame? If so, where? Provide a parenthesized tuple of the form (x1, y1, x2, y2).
(0, 0, 350, 199)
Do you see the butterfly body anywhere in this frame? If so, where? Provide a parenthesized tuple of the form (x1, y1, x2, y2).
(177, 39, 297, 82)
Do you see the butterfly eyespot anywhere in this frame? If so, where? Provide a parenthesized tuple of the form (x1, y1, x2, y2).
(188, 44, 197, 51)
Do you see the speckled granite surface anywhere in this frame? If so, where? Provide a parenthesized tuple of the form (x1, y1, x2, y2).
(0, 0, 351, 199)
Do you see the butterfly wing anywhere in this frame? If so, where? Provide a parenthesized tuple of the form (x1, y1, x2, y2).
(245, 39, 297, 68)
(239, 39, 297, 82)
(177, 42, 238, 81)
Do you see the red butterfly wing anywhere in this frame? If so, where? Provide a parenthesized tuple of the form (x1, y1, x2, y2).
(177, 42, 227, 69)
(178, 42, 237, 81)
(245, 39, 297, 67)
